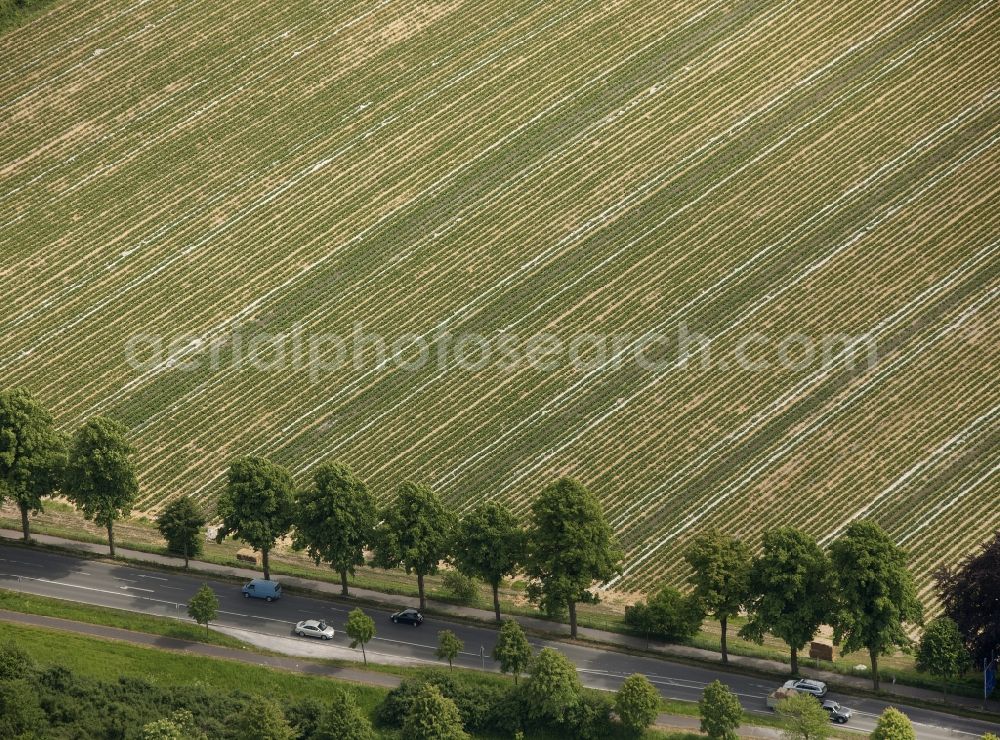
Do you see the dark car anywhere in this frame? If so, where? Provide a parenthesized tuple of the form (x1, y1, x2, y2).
(390, 608, 424, 626)
(822, 700, 852, 724)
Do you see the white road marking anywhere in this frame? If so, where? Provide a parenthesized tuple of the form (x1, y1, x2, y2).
(119, 585, 154, 593)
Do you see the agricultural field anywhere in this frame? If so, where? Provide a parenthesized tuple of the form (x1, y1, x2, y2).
(1, 0, 997, 599)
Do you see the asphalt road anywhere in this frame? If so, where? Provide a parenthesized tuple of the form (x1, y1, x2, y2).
(0, 545, 995, 739)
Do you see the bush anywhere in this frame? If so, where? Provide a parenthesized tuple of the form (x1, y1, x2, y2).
(376, 670, 510, 733)
(625, 586, 703, 642)
(442, 571, 479, 603)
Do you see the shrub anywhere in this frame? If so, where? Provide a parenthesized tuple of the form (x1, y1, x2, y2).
(401, 683, 468, 740)
(284, 696, 325, 739)
(0, 641, 34, 681)
(625, 586, 703, 642)
(615, 673, 660, 735)
(313, 690, 375, 740)
(442, 571, 479, 603)
(699, 680, 741, 740)
(141, 709, 206, 740)
(776, 692, 829, 740)
(376, 670, 510, 733)
(224, 698, 294, 740)
(523, 648, 583, 724)
(0, 678, 46, 738)
(870, 707, 916, 740)
(562, 690, 614, 739)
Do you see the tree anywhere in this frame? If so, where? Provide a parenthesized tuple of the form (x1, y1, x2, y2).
(829, 520, 923, 691)
(436, 629, 464, 671)
(740, 527, 833, 674)
(624, 585, 704, 645)
(523, 647, 583, 724)
(156, 496, 206, 568)
(292, 462, 376, 596)
(870, 707, 916, 740)
(313, 690, 376, 740)
(524, 477, 622, 638)
(453, 500, 524, 622)
(492, 618, 532, 684)
(0, 388, 66, 543)
(64, 416, 138, 558)
(935, 531, 1000, 666)
(187, 583, 219, 630)
(226, 699, 295, 740)
(775, 692, 830, 740)
(372, 481, 455, 610)
(215, 456, 294, 580)
(915, 616, 968, 696)
(345, 608, 376, 666)
(615, 673, 660, 735)
(400, 683, 469, 740)
(699, 680, 742, 740)
(684, 529, 751, 664)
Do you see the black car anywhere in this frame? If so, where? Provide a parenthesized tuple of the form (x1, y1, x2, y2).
(821, 700, 852, 724)
(390, 608, 424, 626)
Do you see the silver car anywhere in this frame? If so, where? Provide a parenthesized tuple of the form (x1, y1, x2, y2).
(782, 679, 828, 698)
(295, 619, 334, 640)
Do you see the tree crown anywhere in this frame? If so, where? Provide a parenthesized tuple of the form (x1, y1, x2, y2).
(453, 500, 524, 586)
(741, 527, 833, 650)
(525, 477, 621, 612)
(372, 481, 455, 575)
(215, 456, 294, 551)
(684, 529, 751, 621)
(829, 520, 922, 656)
(292, 462, 376, 574)
(64, 416, 138, 526)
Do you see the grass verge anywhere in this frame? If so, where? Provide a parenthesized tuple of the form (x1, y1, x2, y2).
(0, 587, 254, 650)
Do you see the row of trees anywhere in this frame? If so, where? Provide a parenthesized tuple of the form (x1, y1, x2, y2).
(3, 387, 997, 687)
(0, 389, 620, 634)
(628, 523, 999, 692)
(628, 522, 923, 688)
(209, 460, 619, 636)
(0, 389, 138, 556)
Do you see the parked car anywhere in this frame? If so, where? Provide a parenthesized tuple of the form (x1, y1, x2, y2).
(782, 678, 828, 698)
(390, 608, 424, 626)
(822, 700, 852, 724)
(242, 579, 282, 601)
(295, 619, 334, 640)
